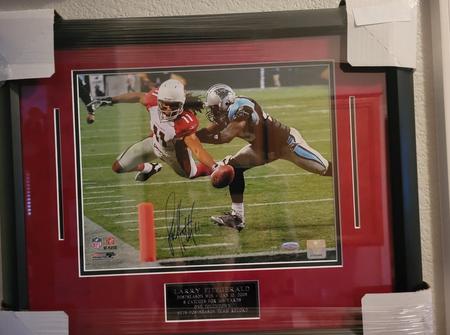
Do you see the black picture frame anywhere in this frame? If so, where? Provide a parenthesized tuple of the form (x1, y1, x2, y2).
(0, 4, 422, 330)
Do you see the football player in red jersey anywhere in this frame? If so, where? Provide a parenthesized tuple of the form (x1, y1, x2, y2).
(89, 79, 217, 182)
(197, 84, 332, 231)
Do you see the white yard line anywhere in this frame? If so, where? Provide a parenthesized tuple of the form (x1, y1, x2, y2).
(82, 139, 330, 159)
(247, 199, 333, 207)
(83, 166, 121, 170)
(112, 217, 170, 224)
(307, 138, 330, 143)
(85, 199, 136, 206)
(117, 221, 214, 237)
(113, 216, 202, 226)
(113, 219, 137, 224)
(161, 243, 233, 250)
(104, 211, 137, 217)
(83, 153, 118, 157)
(99, 198, 333, 215)
(96, 206, 137, 213)
(82, 133, 143, 140)
(83, 190, 115, 195)
(84, 172, 312, 190)
(121, 224, 168, 231)
(82, 142, 133, 147)
(157, 234, 212, 240)
(84, 195, 123, 200)
(265, 104, 298, 109)
(264, 107, 329, 114)
(83, 126, 145, 133)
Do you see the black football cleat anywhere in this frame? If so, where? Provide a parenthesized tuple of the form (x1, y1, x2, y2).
(211, 212, 245, 232)
(135, 163, 162, 182)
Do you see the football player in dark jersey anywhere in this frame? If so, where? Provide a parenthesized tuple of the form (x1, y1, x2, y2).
(197, 84, 332, 231)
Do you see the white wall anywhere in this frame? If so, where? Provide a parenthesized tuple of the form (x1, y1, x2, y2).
(0, 0, 444, 333)
(0, 0, 338, 18)
(415, 1, 446, 333)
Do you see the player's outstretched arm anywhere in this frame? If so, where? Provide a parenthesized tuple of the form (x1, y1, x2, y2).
(196, 123, 223, 144)
(85, 92, 148, 125)
(87, 96, 113, 109)
(197, 120, 245, 144)
(218, 120, 246, 143)
(89, 92, 146, 109)
(183, 133, 216, 169)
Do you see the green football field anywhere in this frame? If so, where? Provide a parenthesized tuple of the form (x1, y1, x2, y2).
(79, 85, 336, 261)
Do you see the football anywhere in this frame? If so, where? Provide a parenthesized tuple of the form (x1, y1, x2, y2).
(211, 165, 235, 188)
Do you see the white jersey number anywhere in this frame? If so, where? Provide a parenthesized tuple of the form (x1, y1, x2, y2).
(153, 125, 167, 147)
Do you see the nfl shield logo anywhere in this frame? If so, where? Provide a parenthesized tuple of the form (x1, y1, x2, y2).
(91, 237, 102, 249)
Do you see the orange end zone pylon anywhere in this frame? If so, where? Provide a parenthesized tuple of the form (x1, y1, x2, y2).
(138, 202, 156, 262)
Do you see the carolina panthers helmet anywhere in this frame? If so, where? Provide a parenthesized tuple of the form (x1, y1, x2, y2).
(157, 79, 186, 121)
(205, 84, 236, 124)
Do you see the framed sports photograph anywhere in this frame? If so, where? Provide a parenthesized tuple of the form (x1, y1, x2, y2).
(74, 62, 339, 275)
(2, 6, 422, 335)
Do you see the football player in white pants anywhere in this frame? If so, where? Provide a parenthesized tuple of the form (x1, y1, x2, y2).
(90, 79, 217, 181)
(197, 84, 332, 231)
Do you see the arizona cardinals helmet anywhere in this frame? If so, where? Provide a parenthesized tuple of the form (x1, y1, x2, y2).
(157, 79, 186, 121)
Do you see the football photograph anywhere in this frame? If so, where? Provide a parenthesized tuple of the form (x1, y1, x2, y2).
(73, 63, 339, 275)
